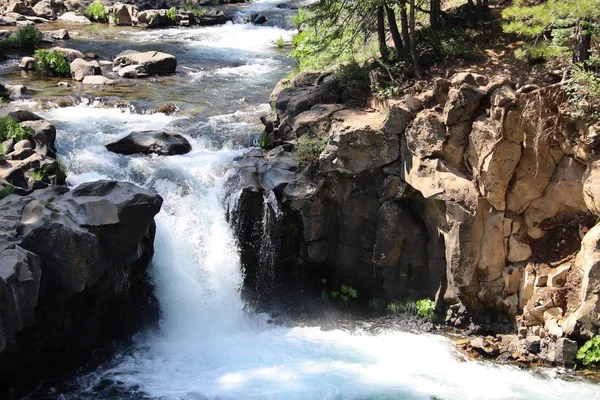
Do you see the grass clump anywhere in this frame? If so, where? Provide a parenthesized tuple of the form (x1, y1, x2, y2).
(276, 37, 285, 49)
(34, 49, 71, 77)
(577, 336, 600, 366)
(166, 7, 177, 21)
(84, 1, 107, 22)
(0, 116, 32, 142)
(293, 134, 327, 166)
(387, 299, 417, 315)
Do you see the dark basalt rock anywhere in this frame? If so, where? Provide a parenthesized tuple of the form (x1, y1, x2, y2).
(106, 130, 192, 156)
(0, 180, 162, 388)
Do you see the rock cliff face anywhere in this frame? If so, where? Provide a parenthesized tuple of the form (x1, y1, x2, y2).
(0, 112, 163, 385)
(230, 71, 600, 363)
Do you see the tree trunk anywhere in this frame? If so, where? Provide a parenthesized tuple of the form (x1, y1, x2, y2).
(377, 5, 389, 62)
(385, 3, 404, 60)
(430, 0, 440, 30)
(399, 1, 410, 52)
(573, 20, 591, 64)
(408, 0, 424, 78)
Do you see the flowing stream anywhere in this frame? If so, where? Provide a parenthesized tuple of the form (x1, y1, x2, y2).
(14, 1, 600, 398)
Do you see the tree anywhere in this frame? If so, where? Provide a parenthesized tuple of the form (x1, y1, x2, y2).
(503, 0, 599, 66)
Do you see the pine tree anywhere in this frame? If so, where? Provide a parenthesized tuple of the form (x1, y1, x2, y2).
(503, 0, 599, 66)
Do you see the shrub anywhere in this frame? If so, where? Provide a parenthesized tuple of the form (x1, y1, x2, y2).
(419, 27, 482, 62)
(276, 37, 285, 49)
(0, 116, 32, 142)
(0, 184, 14, 199)
(34, 49, 71, 77)
(416, 298, 436, 319)
(330, 285, 358, 306)
(166, 7, 177, 21)
(14, 25, 42, 49)
(84, 1, 107, 22)
(293, 134, 327, 165)
(565, 65, 600, 118)
(577, 335, 600, 366)
(335, 61, 370, 91)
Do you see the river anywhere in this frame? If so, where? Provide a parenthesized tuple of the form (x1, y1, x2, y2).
(11, 0, 600, 399)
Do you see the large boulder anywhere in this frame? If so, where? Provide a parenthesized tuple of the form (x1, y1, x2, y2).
(0, 181, 162, 379)
(319, 109, 397, 174)
(134, 9, 169, 28)
(113, 51, 177, 76)
(58, 11, 91, 23)
(106, 131, 192, 156)
(70, 58, 101, 82)
(108, 2, 137, 26)
(49, 47, 85, 62)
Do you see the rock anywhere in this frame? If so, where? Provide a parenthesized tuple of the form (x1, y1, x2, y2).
(49, 47, 85, 62)
(1, 84, 27, 100)
(443, 84, 487, 126)
(195, 9, 230, 26)
(19, 57, 35, 71)
(249, 14, 267, 25)
(0, 181, 162, 378)
(106, 131, 192, 156)
(525, 335, 541, 354)
(490, 86, 516, 108)
(583, 158, 600, 218)
(275, 78, 341, 122)
(2, 139, 15, 154)
(405, 94, 423, 111)
(154, 103, 178, 115)
(70, 58, 101, 82)
(507, 235, 532, 262)
(58, 11, 91, 24)
(82, 75, 117, 85)
(32, 0, 57, 19)
(19, 119, 57, 158)
(405, 110, 445, 159)
(554, 338, 578, 367)
(43, 29, 69, 41)
(291, 71, 327, 87)
(109, 2, 136, 26)
(13, 140, 32, 152)
(117, 64, 148, 78)
(319, 109, 397, 174)
(135, 9, 169, 28)
(433, 78, 451, 105)
(292, 104, 343, 138)
(470, 337, 500, 357)
(58, 81, 71, 88)
(113, 51, 177, 75)
(547, 264, 570, 288)
(7, 0, 34, 16)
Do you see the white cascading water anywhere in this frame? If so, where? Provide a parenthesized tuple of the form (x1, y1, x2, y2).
(26, 1, 600, 398)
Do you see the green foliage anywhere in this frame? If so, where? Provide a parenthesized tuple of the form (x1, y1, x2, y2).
(330, 284, 358, 302)
(0, 184, 14, 199)
(0, 116, 32, 142)
(257, 133, 273, 149)
(503, 0, 599, 62)
(386, 299, 417, 315)
(368, 298, 385, 312)
(110, 14, 120, 25)
(55, 160, 67, 184)
(276, 37, 285, 49)
(166, 7, 177, 21)
(184, 4, 207, 18)
(565, 64, 600, 117)
(34, 49, 71, 77)
(416, 298, 436, 319)
(291, 8, 311, 29)
(334, 61, 370, 91)
(293, 134, 327, 166)
(14, 25, 42, 49)
(85, 1, 108, 22)
(577, 335, 600, 366)
(420, 27, 482, 61)
(30, 170, 44, 181)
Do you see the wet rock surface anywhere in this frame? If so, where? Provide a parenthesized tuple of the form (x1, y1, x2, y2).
(106, 130, 192, 156)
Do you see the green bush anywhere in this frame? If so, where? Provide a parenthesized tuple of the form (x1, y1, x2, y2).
(293, 134, 327, 165)
(416, 298, 436, 319)
(166, 7, 177, 21)
(0, 184, 14, 199)
(577, 335, 600, 366)
(419, 27, 482, 62)
(330, 284, 358, 302)
(34, 49, 71, 77)
(14, 25, 42, 48)
(184, 5, 207, 18)
(84, 1, 107, 22)
(276, 37, 285, 49)
(0, 116, 32, 142)
(335, 61, 370, 91)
